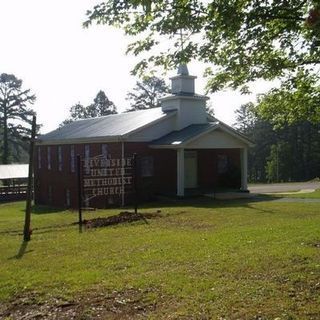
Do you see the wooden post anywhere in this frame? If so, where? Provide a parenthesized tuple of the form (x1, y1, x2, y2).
(77, 155, 83, 225)
(133, 153, 138, 214)
(23, 115, 36, 242)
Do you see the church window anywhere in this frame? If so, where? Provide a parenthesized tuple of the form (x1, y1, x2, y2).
(101, 144, 108, 167)
(47, 146, 51, 170)
(38, 147, 41, 169)
(140, 156, 154, 177)
(70, 145, 75, 173)
(58, 146, 63, 171)
(84, 145, 90, 174)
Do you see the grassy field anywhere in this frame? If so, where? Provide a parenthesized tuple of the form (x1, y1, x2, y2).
(0, 198, 320, 319)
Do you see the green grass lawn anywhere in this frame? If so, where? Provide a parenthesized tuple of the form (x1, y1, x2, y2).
(0, 198, 320, 319)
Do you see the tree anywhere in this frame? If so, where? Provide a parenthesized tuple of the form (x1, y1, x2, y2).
(235, 101, 320, 183)
(87, 90, 117, 116)
(265, 142, 293, 182)
(61, 90, 117, 126)
(60, 103, 84, 127)
(234, 103, 276, 182)
(206, 101, 215, 117)
(0, 73, 36, 164)
(84, 0, 320, 93)
(257, 70, 320, 128)
(126, 76, 169, 111)
(234, 103, 256, 133)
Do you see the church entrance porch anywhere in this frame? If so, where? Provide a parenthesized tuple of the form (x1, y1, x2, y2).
(150, 121, 253, 198)
(176, 148, 246, 197)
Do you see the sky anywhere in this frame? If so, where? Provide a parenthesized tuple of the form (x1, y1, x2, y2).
(0, 0, 274, 134)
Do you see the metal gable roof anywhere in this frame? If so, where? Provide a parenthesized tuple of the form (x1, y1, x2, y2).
(150, 123, 219, 147)
(38, 108, 175, 144)
(150, 121, 254, 148)
(0, 164, 29, 180)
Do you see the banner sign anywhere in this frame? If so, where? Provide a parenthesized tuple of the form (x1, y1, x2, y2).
(82, 155, 133, 198)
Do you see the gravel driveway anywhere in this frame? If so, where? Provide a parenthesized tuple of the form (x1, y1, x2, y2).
(248, 181, 320, 194)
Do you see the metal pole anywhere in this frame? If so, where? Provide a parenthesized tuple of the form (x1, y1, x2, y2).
(77, 155, 83, 225)
(23, 115, 36, 242)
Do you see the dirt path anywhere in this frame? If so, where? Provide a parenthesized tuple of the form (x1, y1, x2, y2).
(249, 181, 320, 194)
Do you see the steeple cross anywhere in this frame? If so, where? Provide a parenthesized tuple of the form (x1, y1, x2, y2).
(174, 28, 190, 75)
(177, 28, 188, 52)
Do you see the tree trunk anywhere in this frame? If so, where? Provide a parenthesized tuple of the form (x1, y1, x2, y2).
(23, 115, 36, 242)
(304, 122, 311, 180)
(2, 103, 8, 164)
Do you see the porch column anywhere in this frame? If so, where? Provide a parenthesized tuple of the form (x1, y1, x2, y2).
(240, 147, 248, 191)
(177, 148, 185, 196)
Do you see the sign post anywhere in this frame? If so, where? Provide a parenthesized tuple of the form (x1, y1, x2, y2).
(23, 115, 36, 242)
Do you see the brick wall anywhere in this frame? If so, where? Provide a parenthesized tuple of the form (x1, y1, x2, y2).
(34, 143, 241, 209)
(34, 142, 177, 209)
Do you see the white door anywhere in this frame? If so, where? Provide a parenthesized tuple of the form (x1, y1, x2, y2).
(184, 151, 198, 188)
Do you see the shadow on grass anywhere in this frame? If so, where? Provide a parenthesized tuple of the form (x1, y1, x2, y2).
(19, 205, 66, 215)
(1, 196, 289, 241)
(1, 222, 76, 236)
(8, 241, 33, 260)
(32, 205, 66, 214)
(15, 195, 280, 216)
(138, 194, 280, 211)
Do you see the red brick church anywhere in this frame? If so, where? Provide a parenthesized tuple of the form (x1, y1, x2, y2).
(35, 65, 253, 208)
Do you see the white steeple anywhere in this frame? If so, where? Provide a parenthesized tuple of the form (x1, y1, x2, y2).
(171, 64, 196, 94)
(161, 65, 209, 130)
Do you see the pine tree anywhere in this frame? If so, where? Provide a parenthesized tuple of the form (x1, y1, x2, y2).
(0, 73, 36, 164)
(60, 91, 117, 126)
(126, 76, 169, 111)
